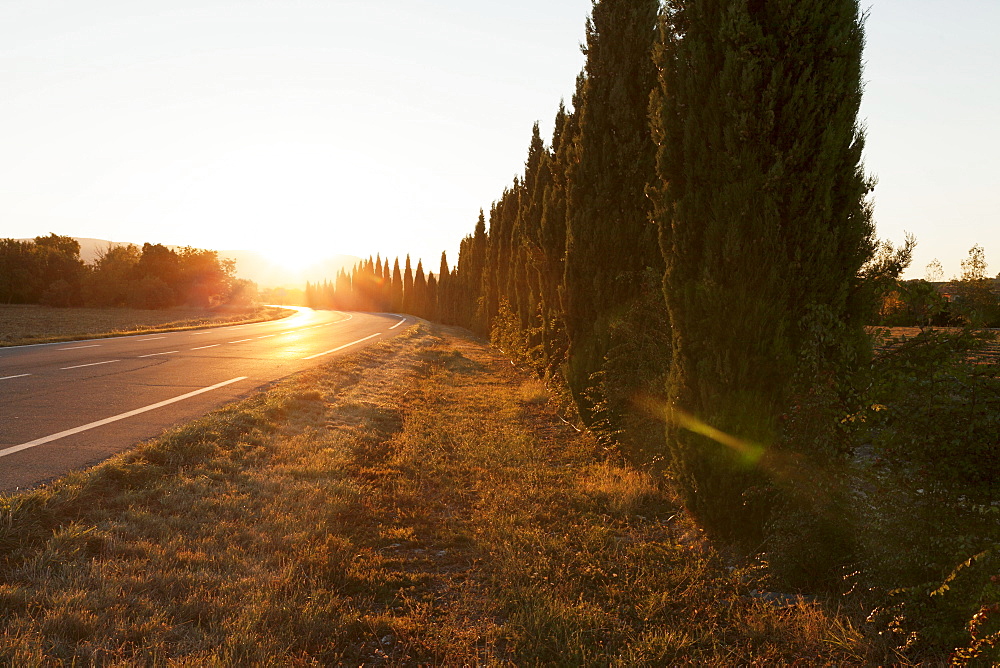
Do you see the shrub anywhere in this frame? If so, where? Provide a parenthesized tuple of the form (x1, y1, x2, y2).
(868, 328, 1000, 493)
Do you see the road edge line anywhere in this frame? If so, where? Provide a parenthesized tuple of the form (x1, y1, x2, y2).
(0, 376, 248, 459)
(302, 332, 382, 360)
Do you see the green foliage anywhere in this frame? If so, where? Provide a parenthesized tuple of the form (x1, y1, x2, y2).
(652, 0, 874, 546)
(843, 327, 1000, 660)
(868, 328, 1000, 492)
(563, 0, 661, 412)
(490, 297, 538, 368)
(953, 245, 1000, 327)
(0, 235, 84, 306)
(880, 279, 953, 327)
(0, 236, 239, 310)
(585, 268, 672, 468)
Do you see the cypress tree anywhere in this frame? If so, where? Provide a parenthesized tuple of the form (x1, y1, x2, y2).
(413, 260, 427, 318)
(402, 255, 414, 315)
(335, 269, 352, 310)
(381, 258, 392, 311)
(426, 272, 438, 321)
(455, 211, 488, 332)
(563, 0, 662, 414)
(652, 0, 874, 556)
(373, 255, 384, 310)
(437, 251, 450, 324)
(391, 258, 403, 313)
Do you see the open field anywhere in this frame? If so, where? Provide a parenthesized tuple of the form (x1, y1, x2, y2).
(880, 326, 1000, 364)
(0, 323, 880, 665)
(0, 304, 295, 347)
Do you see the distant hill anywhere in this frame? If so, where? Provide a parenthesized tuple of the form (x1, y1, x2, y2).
(23, 237, 361, 289)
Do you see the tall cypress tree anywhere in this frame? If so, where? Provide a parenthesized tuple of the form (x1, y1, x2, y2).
(335, 269, 352, 310)
(437, 251, 451, 324)
(373, 255, 384, 310)
(381, 258, 392, 311)
(563, 0, 662, 414)
(456, 211, 488, 332)
(652, 0, 874, 553)
(402, 255, 414, 315)
(413, 260, 427, 318)
(426, 272, 438, 321)
(390, 258, 403, 313)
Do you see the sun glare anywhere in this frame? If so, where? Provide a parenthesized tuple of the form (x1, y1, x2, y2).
(261, 242, 329, 274)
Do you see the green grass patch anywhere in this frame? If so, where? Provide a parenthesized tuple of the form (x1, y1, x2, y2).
(0, 323, 876, 664)
(0, 304, 295, 347)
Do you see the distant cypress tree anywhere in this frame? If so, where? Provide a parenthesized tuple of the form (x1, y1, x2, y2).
(402, 255, 414, 315)
(652, 0, 874, 553)
(304, 281, 316, 308)
(373, 255, 384, 310)
(381, 258, 392, 311)
(563, 0, 662, 415)
(322, 279, 334, 309)
(426, 272, 438, 321)
(391, 258, 403, 313)
(335, 269, 352, 310)
(413, 260, 427, 318)
(455, 211, 488, 332)
(437, 251, 450, 324)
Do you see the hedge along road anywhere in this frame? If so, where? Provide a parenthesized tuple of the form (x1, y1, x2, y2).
(0, 308, 410, 493)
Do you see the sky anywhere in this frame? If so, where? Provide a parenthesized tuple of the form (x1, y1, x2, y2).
(1, 0, 998, 281)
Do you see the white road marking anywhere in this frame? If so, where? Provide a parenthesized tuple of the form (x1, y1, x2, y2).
(0, 377, 248, 460)
(190, 331, 213, 336)
(229, 339, 254, 344)
(191, 344, 220, 350)
(389, 317, 407, 330)
(0, 374, 30, 381)
(257, 334, 275, 339)
(60, 360, 120, 370)
(59, 344, 100, 351)
(139, 337, 167, 342)
(139, 351, 179, 358)
(303, 332, 382, 360)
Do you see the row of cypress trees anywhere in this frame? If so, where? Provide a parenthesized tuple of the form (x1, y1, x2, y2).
(336, 0, 875, 579)
(305, 253, 456, 322)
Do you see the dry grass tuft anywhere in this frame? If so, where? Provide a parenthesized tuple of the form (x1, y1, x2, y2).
(0, 322, 877, 664)
(517, 377, 550, 405)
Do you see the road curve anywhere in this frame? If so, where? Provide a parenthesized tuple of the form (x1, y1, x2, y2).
(0, 309, 411, 493)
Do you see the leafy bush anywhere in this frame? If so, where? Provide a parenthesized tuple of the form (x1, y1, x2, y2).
(868, 328, 1000, 493)
(849, 327, 1000, 661)
(586, 268, 672, 468)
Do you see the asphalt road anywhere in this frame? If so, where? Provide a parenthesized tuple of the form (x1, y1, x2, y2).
(0, 309, 409, 493)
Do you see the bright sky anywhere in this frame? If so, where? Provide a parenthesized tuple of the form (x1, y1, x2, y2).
(2, 1, 997, 281)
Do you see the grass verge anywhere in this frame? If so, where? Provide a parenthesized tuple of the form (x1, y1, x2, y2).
(0, 323, 874, 664)
(0, 304, 296, 347)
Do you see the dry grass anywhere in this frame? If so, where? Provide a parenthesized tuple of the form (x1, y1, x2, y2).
(0, 304, 294, 346)
(0, 323, 878, 665)
(517, 377, 550, 405)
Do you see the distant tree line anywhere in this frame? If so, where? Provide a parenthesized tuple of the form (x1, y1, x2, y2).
(304, 252, 453, 321)
(0, 234, 257, 309)
(878, 245, 1000, 328)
